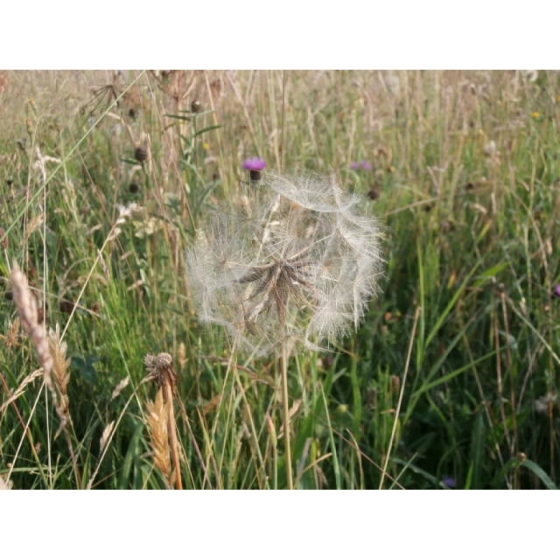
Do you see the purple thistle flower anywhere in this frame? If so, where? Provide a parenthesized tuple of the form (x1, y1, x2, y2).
(553, 285, 560, 298)
(243, 158, 266, 172)
(243, 157, 266, 182)
(350, 160, 372, 171)
(441, 476, 456, 489)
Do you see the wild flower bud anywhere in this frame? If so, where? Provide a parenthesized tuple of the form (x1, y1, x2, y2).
(134, 146, 148, 163)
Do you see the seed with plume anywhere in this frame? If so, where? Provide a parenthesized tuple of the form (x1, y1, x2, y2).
(186, 173, 383, 356)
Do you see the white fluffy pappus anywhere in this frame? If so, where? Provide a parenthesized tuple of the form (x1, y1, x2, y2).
(186, 173, 383, 356)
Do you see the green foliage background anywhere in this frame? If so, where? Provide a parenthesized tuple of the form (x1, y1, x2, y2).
(1, 70, 559, 489)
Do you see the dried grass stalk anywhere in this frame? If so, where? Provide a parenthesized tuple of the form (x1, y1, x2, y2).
(0, 368, 43, 414)
(99, 421, 116, 455)
(10, 262, 53, 375)
(4, 317, 21, 349)
(47, 326, 81, 485)
(144, 353, 182, 489)
(10, 263, 81, 486)
(48, 325, 72, 438)
(146, 389, 172, 486)
(10, 263, 72, 435)
(111, 376, 130, 400)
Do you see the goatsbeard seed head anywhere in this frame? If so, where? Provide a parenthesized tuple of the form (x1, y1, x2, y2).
(186, 173, 383, 357)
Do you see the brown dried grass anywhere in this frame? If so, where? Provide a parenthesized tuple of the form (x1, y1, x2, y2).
(144, 353, 183, 489)
(146, 389, 173, 487)
(9, 262, 81, 485)
(10, 262, 53, 376)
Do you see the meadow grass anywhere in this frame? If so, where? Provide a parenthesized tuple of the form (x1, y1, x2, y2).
(1, 70, 559, 489)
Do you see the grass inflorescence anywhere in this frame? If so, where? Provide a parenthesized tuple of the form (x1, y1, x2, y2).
(1, 70, 559, 489)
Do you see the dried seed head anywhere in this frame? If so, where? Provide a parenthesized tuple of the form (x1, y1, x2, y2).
(47, 325, 73, 438)
(10, 263, 53, 374)
(111, 376, 130, 400)
(134, 146, 148, 162)
(99, 421, 116, 454)
(186, 173, 383, 356)
(367, 186, 380, 201)
(146, 389, 172, 483)
(144, 353, 177, 389)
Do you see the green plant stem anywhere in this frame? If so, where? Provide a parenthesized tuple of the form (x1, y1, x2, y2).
(281, 340, 294, 490)
(379, 305, 421, 490)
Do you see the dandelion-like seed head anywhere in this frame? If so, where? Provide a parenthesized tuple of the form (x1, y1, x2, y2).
(186, 173, 383, 356)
